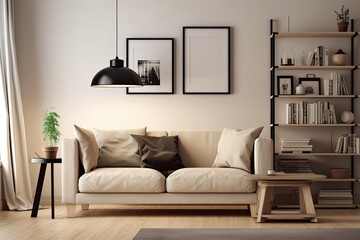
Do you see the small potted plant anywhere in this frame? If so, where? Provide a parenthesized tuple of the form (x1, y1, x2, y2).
(42, 108, 61, 159)
(335, 5, 350, 32)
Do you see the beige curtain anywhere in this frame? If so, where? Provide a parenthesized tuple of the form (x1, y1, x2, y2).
(0, 0, 33, 210)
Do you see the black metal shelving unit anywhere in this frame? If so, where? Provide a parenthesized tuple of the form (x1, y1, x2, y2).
(270, 19, 359, 208)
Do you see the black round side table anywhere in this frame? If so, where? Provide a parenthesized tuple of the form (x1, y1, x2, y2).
(30, 158, 62, 219)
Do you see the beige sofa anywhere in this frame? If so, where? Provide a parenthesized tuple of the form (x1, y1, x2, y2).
(62, 130, 273, 217)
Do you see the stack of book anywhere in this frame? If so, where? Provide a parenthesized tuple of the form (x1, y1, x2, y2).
(335, 134, 360, 153)
(323, 72, 349, 96)
(279, 159, 313, 173)
(280, 138, 313, 153)
(285, 101, 337, 124)
(318, 189, 353, 205)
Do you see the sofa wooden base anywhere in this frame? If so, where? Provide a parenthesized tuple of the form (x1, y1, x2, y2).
(66, 203, 258, 218)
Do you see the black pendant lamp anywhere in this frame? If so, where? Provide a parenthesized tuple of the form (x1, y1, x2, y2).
(91, 0, 142, 88)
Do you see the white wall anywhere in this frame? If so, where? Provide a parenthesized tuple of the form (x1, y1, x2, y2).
(14, 0, 360, 200)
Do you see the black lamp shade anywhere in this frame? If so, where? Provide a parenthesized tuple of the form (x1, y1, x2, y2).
(91, 58, 142, 88)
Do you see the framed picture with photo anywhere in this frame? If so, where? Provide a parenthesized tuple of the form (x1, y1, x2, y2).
(126, 38, 174, 94)
(277, 76, 293, 95)
(299, 76, 321, 95)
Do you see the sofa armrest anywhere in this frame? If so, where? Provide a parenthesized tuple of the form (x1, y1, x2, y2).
(62, 138, 79, 204)
(254, 137, 273, 174)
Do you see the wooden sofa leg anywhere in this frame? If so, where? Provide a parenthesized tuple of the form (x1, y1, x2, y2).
(249, 204, 258, 218)
(81, 204, 89, 210)
(66, 204, 76, 218)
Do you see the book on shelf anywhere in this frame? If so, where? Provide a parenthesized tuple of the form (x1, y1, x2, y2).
(335, 134, 359, 154)
(281, 138, 311, 142)
(318, 189, 353, 205)
(279, 159, 313, 173)
(323, 72, 349, 96)
(285, 101, 337, 124)
(281, 147, 313, 151)
(318, 199, 353, 205)
(280, 138, 312, 153)
(307, 46, 329, 66)
(319, 189, 352, 195)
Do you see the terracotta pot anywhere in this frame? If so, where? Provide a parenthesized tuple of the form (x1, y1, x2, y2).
(42, 146, 58, 159)
(337, 22, 349, 32)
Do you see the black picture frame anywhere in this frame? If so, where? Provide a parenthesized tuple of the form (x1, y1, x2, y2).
(277, 76, 294, 95)
(183, 26, 231, 94)
(299, 78, 321, 95)
(126, 38, 174, 94)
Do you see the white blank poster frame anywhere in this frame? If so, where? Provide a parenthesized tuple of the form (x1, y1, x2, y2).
(183, 27, 230, 94)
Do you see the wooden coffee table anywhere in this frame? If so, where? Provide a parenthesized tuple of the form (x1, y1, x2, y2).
(246, 173, 326, 223)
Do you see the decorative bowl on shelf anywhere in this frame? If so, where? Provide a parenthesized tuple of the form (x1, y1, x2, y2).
(329, 168, 350, 179)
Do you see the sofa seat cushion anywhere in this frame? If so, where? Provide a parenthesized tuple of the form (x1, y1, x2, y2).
(166, 168, 256, 193)
(79, 168, 165, 193)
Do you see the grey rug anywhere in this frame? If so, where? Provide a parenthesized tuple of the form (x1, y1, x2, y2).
(133, 228, 360, 240)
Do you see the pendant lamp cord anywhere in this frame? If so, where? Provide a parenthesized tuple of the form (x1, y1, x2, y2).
(115, 0, 118, 58)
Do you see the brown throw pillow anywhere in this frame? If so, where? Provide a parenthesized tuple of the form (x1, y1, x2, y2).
(131, 135, 184, 171)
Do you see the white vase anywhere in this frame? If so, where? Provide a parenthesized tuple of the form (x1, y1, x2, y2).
(295, 84, 305, 95)
(340, 111, 354, 123)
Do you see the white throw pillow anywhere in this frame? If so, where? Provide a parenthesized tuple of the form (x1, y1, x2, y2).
(212, 126, 264, 172)
(92, 127, 147, 167)
(74, 125, 99, 173)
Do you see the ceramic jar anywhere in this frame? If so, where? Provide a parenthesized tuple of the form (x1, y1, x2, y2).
(332, 49, 347, 66)
(295, 84, 305, 95)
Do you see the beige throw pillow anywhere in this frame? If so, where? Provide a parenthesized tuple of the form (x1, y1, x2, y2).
(92, 127, 146, 167)
(212, 126, 264, 172)
(74, 125, 99, 173)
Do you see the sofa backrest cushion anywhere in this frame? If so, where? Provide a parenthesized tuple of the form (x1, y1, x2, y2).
(147, 130, 168, 137)
(167, 131, 222, 167)
(74, 125, 99, 173)
(93, 127, 146, 167)
(212, 126, 264, 173)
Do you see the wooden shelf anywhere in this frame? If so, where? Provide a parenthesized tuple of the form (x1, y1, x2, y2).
(314, 178, 357, 182)
(276, 153, 360, 156)
(272, 95, 355, 99)
(315, 204, 356, 208)
(274, 204, 357, 209)
(272, 32, 358, 38)
(273, 66, 357, 70)
(274, 124, 356, 127)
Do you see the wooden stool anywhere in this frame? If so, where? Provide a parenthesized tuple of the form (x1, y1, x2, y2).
(246, 173, 326, 223)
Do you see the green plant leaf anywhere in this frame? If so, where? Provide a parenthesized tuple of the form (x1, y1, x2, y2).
(42, 108, 61, 147)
